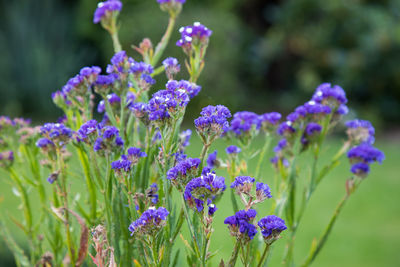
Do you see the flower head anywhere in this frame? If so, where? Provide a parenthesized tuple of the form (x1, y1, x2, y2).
(346, 119, 375, 145)
(166, 80, 201, 99)
(128, 207, 169, 236)
(76, 120, 99, 143)
(147, 89, 189, 124)
(231, 176, 255, 195)
(226, 145, 241, 155)
(93, 125, 124, 155)
(256, 182, 272, 201)
(167, 158, 201, 188)
(228, 111, 261, 137)
(39, 123, 72, 147)
(195, 105, 231, 142)
(224, 209, 258, 241)
(258, 215, 287, 244)
(312, 83, 347, 107)
(347, 143, 384, 178)
(163, 57, 181, 79)
(184, 172, 226, 212)
(93, 0, 122, 24)
(127, 147, 147, 163)
(260, 112, 282, 131)
(176, 22, 212, 54)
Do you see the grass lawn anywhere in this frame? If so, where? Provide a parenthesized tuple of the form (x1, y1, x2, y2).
(0, 136, 399, 266)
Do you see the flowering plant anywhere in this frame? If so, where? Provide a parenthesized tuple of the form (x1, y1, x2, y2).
(0, 1, 384, 267)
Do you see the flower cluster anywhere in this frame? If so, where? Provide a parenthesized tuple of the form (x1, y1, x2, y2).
(76, 120, 99, 144)
(111, 147, 146, 175)
(258, 215, 287, 244)
(166, 80, 201, 99)
(163, 57, 181, 80)
(226, 145, 241, 155)
(93, 125, 124, 155)
(255, 182, 272, 201)
(224, 209, 258, 241)
(194, 105, 231, 144)
(346, 119, 375, 145)
(176, 22, 212, 54)
(260, 112, 282, 131)
(167, 158, 201, 188)
(231, 176, 255, 195)
(93, 0, 122, 24)
(184, 172, 226, 212)
(347, 143, 384, 178)
(157, 0, 185, 16)
(37, 123, 72, 148)
(128, 207, 169, 236)
(56, 66, 101, 109)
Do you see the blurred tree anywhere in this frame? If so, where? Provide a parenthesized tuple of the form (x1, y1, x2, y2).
(0, 0, 399, 128)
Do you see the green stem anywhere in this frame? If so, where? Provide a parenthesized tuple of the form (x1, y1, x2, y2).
(198, 142, 210, 176)
(77, 146, 97, 224)
(257, 244, 271, 267)
(254, 134, 271, 178)
(57, 150, 75, 266)
(228, 240, 241, 267)
(151, 16, 176, 66)
(180, 194, 201, 258)
(300, 195, 349, 267)
(110, 20, 122, 53)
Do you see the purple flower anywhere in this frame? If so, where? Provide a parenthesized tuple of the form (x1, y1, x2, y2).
(179, 129, 192, 147)
(194, 105, 231, 139)
(36, 138, 55, 149)
(207, 202, 218, 216)
(127, 147, 147, 163)
(146, 183, 159, 204)
(111, 155, 132, 173)
(94, 74, 116, 95)
(228, 111, 261, 137)
(301, 122, 322, 146)
(176, 22, 212, 51)
(166, 80, 201, 99)
(345, 119, 375, 145)
(258, 215, 287, 243)
(224, 209, 258, 240)
(277, 121, 296, 137)
(52, 90, 70, 108)
(163, 57, 181, 79)
(350, 162, 370, 178)
(226, 145, 241, 155)
(94, 126, 124, 155)
(97, 93, 121, 113)
(347, 143, 385, 164)
(39, 123, 72, 147)
(274, 139, 288, 153)
(147, 90, 189, 122)
(128, 207, 169, 236)
(256, 182, 272, 201)
(312, 83, 347, 107)
(206, 150, 218, 168)
(93, 0, 122, 24)
(167, 158, 201, 187)
(184, 173, 226, 212)
(231, 176, 255, 195)
(76, 120, 98, 143)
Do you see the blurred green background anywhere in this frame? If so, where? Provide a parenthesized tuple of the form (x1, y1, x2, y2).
(1, 0, 400, 128)
(0, 0, 399, 266)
